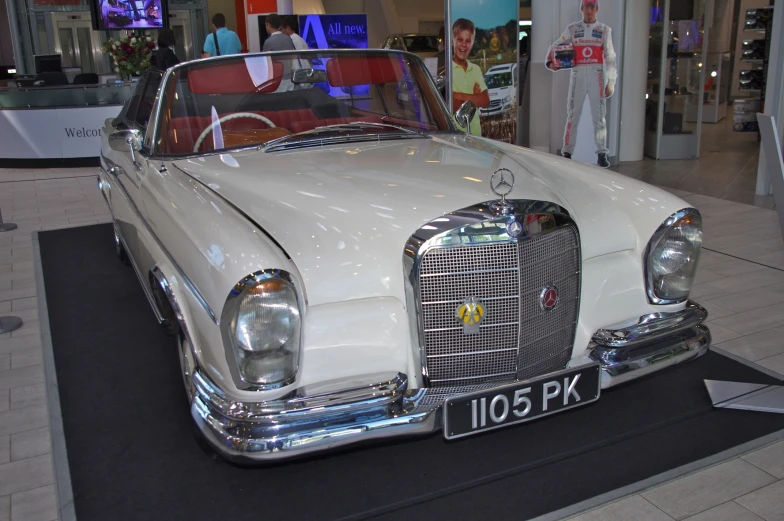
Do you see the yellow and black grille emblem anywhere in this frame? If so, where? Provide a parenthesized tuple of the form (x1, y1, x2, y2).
(456, 297, 485, 334)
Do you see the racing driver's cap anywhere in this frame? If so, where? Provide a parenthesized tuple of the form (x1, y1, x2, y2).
(582, 0, 598, 6)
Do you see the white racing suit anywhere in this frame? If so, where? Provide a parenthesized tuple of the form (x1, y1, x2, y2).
(546, 21, 617, 155)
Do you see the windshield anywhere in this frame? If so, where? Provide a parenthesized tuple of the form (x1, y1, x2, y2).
(152, 50, 453, 156)
(485, 72, 513, 89)
(403, 36, 439, 53)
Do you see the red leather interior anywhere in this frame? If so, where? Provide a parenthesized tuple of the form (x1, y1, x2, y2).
(167, 109, 323, 153)
(326, 55, 403, 87)
(188, 60, 284, 94)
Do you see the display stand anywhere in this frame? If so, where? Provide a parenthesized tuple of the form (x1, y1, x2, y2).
(686, 52, 729, 124)
(644, 3, 710, 160)
(734, 6, 774, 134)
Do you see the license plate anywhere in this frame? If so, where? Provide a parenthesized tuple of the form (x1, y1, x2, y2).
(443, 363, 601, 440)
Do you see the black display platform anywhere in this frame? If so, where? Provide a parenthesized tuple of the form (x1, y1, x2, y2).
(38, 224, 784, 521)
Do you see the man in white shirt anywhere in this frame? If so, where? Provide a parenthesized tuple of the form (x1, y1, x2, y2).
(263, 14, 296, 52)
(281, 16, 309, 50)
(280, 15, 313, 90)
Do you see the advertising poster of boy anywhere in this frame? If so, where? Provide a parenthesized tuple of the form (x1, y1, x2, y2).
(546, 0, 617, 168)
(449, 0, 519, 143)
(451, 18, 489, 137)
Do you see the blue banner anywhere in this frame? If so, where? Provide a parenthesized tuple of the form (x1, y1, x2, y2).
(298, 14, 369, 97)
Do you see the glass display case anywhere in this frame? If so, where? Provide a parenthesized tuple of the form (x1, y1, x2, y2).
(686, 51, 730, 124)
(733, 6, 774, 134)
(644, 0, 709, 160)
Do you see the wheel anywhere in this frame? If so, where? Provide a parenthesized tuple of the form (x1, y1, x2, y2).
(114, 225, 130, 265)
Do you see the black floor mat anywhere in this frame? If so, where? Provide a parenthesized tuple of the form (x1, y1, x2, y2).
(39, 224, 784, 521)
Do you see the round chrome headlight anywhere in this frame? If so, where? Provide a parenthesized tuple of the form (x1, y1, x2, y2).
(645, 208, 703, 304)
(222, 271, 302, 388)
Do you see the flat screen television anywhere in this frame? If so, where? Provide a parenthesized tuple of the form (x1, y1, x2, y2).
(34, 54, 62, 74)
(90, 0, 169, 30)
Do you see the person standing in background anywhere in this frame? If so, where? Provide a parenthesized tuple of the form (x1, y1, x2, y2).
(280, 15, 312, 89)
(263, 14, 296, 52)
(152, 28, 180, 70)
(202, 13, 243, 57)
(281, 16, 308, 50)
(263, 14, 296, 91)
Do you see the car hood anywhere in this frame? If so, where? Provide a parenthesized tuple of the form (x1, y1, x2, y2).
(172, 135, 686, 307)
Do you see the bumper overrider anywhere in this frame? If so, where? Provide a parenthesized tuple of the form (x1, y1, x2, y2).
(192, 301, 710, 463)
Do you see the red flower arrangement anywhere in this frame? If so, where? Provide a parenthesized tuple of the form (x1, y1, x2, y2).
(102, 33, 155, 79)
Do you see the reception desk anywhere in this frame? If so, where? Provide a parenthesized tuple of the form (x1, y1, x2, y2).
(0, 82, 135, 167)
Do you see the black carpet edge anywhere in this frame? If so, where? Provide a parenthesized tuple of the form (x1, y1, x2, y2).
(35, 224, 784, 521)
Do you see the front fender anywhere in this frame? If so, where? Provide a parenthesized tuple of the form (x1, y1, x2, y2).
(138, 162, 303, 398)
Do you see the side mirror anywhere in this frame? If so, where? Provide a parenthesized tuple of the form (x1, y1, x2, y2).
(109, 129, 142, 153)
(455, 101, 477, 136)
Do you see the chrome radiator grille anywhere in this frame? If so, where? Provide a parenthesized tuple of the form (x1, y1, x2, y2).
(419, 226, 580, 387)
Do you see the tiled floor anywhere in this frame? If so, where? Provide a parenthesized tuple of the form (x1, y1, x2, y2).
(611, 115, 777, 211)
(0, 168, 112, 521)
(0, 157, 783, 520)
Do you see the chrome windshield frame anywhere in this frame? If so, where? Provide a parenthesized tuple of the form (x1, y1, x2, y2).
(146, 48, 459, 159)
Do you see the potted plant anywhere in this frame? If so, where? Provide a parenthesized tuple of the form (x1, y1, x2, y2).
(102, 33, 156, 81)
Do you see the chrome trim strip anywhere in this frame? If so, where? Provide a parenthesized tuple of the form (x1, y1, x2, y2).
(644, 208, 703, 305)
(420, 267, 519, 277)
(403, 199, 581, 388)
(139, 212, 217, 324)
(98, 161, 218, 324)
(430, 371, 517, 383)
(422, 295, 519, 305)
(427, 348, 518, 358)
(592, 300, 708, 348)
(114, 224, 164, 324)
(424, 321, 519, 333)
(219, 269, 303, 391)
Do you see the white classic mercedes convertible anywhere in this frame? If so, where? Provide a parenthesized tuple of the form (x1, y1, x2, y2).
(98, 49, 709, 463)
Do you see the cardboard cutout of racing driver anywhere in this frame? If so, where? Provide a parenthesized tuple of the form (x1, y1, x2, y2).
(546, 0, 617, 168)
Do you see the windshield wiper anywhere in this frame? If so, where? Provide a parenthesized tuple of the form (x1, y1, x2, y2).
(264, 121, 429, 152)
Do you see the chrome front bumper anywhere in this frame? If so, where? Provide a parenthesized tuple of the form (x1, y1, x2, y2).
(191, 300, 710, 464)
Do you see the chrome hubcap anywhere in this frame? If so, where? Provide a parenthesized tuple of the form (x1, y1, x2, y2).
(179, 335, 195, 402)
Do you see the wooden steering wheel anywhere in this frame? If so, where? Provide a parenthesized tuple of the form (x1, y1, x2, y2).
(193, 112, 277, 153)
